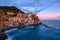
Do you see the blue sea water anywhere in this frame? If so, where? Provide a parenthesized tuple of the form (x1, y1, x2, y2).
(5, 20, 60, 40)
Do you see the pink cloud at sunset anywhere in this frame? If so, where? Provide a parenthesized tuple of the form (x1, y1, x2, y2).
(37, 12, 60, 20)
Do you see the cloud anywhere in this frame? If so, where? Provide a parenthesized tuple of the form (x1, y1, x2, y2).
(19, 6, 44, 13)
(22, 7, 35, 11)
(0, 0, 57, 13)
(37, 12, 60, 20)
(55, 16, 60, 20)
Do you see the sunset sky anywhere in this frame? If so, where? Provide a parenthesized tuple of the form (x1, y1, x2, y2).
(0, 0, 60, 20)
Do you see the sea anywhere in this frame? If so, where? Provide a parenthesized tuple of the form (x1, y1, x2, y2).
(5, 20, 60, 40)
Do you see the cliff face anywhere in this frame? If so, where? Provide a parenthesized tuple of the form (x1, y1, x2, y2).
(0, 6, 24, 22)
(0, 6, 40, 30)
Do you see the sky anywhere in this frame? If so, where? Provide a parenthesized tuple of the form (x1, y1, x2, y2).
(0, 0, 60, 20)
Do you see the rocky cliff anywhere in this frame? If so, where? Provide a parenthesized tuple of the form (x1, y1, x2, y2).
(0, 6, 40, 31)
